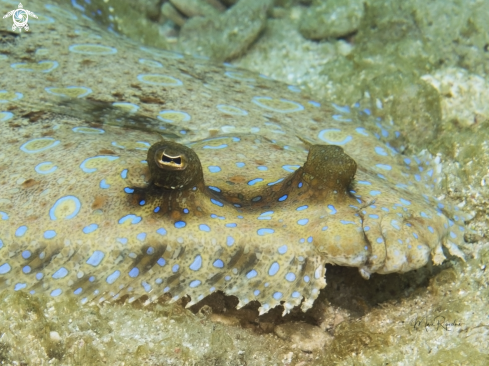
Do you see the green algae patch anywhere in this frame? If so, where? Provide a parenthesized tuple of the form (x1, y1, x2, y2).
(326, 321, 392, 362)
(177, 0, 273, 61)
(299, 0, 364, 40)
(417, 341, 489, 366)
(360, 73, 443, 153)
(76, 0, 171, 50)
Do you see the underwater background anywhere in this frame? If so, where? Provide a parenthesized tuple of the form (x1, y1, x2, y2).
(0, 0, 488, 364)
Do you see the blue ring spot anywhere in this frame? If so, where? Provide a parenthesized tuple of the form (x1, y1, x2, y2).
(172, 264, 179, 273)
(376, 164, 392, 171)
(50, 289, 62, 297)
(44, 230, 56, 239)
(137, 74, 183, 86)
(174, 221, 186, 228)
(285, 273, 296, 282)
(251, 96, 304, 113)
(86, 250, 105, 266)
(35, 162, 57, 174)
(210, 198, 224, 207)
(375, 146, 388, 156)
(282, 165, 300, 172)
(157, 258, 166, 266)
(189, 255, 202, 271)
(248, 178, 263, 186)
(273, 292, 283, 300)
(226, 236, 235, 246)
(22, 266, 31, 274)
(207, 166, 221, 173)
(268, 262, 280, 276)
(22, 250, 31, 259)
(189, 280, 201, 288)
(106, 270, 120, 284)
(355, 127, 368, 136)
(100, 179, 110, 189)
(213, 259, 224, 268)
(296, 205, 308, 211)
(0, 111, 14, 122)
(257, 228, 274, 236)
(400, 198, 411, 205)
(118, 214, 142, 225)
(142, 281, 151, 292)
(278, 195, 288, 202)
(83, 224, 98, 234)
(156, 228, 167, 236)
(225, 223, 237, 228)
(49, 196, 81, 220)
(0, 263, 12, 274)
(278, 245, 288, 254)
(52, 267, 68, 279)
(297, 219, 309, 226)
(137, 232, 147, 241)
(199, 224, 210, 232)
(267, 178, 284, 186)
(128, 267, 139, 278)
(203, 143, 228, 150)
(318, 129, 353, 145)
(80, 156, 119, 173)
(157, 110, 191, 123)
(247, 270, 257, 279)
(15, 226, 27, 237)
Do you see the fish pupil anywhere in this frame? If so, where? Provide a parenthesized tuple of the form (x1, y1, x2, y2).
(162, 154, 182, 166)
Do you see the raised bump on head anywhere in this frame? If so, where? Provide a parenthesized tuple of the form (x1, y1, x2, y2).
(301, 145, 356, 197)
(148, 141, 204, 190)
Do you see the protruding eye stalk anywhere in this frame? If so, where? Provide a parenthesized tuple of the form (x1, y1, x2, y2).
(148, 141, 204, 190)
(301, 145, 356, 198)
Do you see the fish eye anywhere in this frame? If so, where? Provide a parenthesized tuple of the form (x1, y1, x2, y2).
(148, 141, 203, 190)
(155, 149, 187, 171)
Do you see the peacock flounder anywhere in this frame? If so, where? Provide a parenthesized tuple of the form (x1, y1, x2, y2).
(0, 0, 468, 315)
